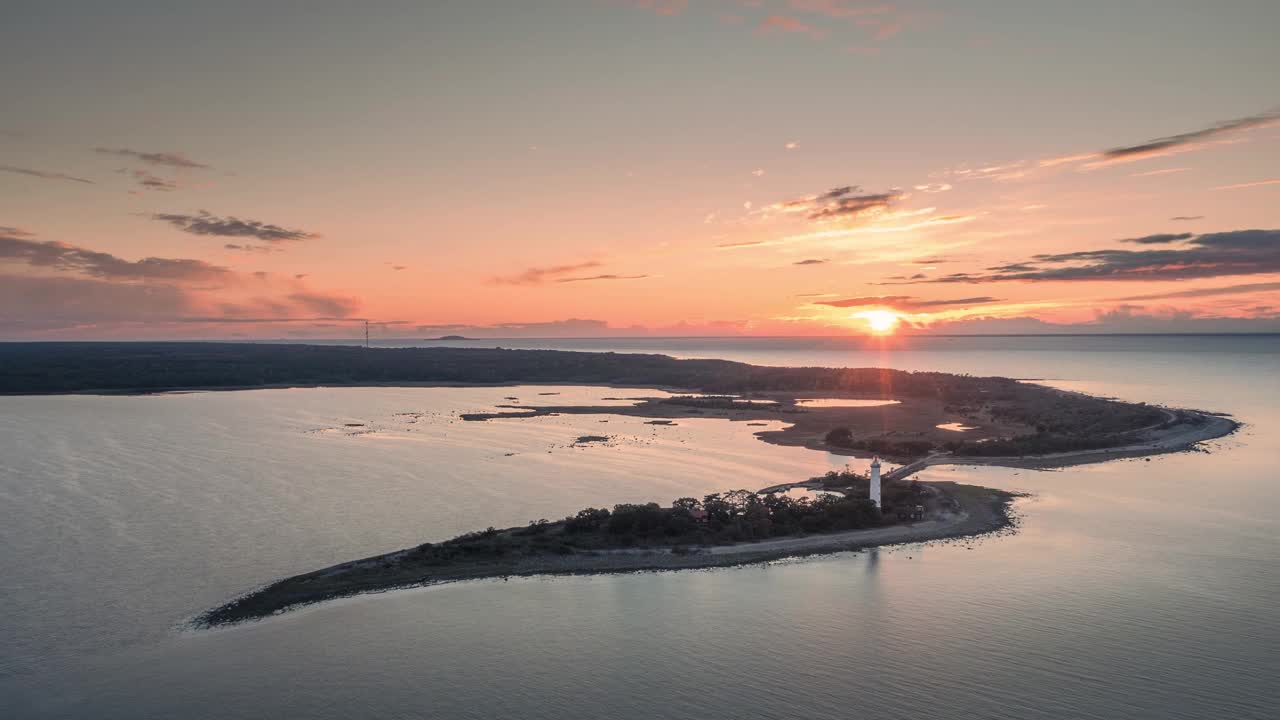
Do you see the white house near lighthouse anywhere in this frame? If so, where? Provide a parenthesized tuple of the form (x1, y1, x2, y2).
(869, 457, 882, 508)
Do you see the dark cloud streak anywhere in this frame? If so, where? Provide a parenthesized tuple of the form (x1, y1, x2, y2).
(1102, 111, 1279, 161)
(0, 164, 93, 184)
(93, 147, 210, 169)
(914, 229, 1280, 283)
(153, 211, 319, 243)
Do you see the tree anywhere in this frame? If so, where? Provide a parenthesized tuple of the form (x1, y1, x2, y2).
(825, 427, 854, 447)
(672, 497, 702, 511)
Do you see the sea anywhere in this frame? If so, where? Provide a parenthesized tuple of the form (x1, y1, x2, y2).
(1, 335, 1277, 719)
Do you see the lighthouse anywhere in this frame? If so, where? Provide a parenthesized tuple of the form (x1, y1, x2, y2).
(869, 457, 882, 508)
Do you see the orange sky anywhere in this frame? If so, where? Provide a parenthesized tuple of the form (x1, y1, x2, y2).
(1, 1, 1278, 339)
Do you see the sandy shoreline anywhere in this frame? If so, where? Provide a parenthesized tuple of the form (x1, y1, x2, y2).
(197, 481, 1017, 628)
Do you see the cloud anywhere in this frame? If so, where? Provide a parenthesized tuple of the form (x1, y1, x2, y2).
(1130, 167, 1189, 177)
(1114, 282, 1280, 302)
(391, 265, 407, 271)
(793, 258, 828, 265)
(417, 318, 613, 338)
(913, 183, 952, 193)
(814, 295, 1000, 310)
(131, 170, 178, 192)
(1100, 112, 1278, 163)
(0, 164, 93, 184)
(556, 273, 649, 283)
(1214, 179, 1280, 191)
(916, 229, 1280, 283)
(287, 291, 360, 317)
(491, 261, 602, 285)
(152, 211, 319, 243)
(626, 0, 688, 16)
(0, 229, 363, 337)
(770, 185, 902, 221)
(93, 147, 210, 169)
(224, 243, 275, 253)
(0, 229, 233, 284)
(913, 310, 1280, 335)
(788, 1, 895, 19)
(1171, 216, 1204, 221)
(758, 15, 822, 37)
(1120, 233, 1193, 245)
(1040, 111, 1279, 170)
(0, 274, 196, 334)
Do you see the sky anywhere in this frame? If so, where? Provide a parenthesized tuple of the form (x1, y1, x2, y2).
(2, 0, 1278, 339)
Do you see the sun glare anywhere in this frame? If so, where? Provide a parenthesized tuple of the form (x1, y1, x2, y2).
(856, 309, 900, 335)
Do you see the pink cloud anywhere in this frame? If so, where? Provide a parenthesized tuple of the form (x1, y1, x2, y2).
(758, 15, 825, 39)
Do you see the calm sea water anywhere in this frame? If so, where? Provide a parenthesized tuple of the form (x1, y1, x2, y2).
(1, 336, 1277, 719)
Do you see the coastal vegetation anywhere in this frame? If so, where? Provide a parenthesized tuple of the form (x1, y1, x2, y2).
(419, 477, 908, 561)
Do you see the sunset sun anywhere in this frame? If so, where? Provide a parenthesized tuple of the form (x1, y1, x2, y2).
(857, 310, 900, 335)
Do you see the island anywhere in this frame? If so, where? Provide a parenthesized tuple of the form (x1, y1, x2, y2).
(198, 471, 1018, 627)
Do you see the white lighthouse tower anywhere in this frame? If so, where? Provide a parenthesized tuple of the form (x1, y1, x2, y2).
(869, 457, 882, 508)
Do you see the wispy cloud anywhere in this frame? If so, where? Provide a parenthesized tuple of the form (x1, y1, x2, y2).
(1099, 111, 1278, 164)
(286, 291, 360, 317)
(557, 273, 649, 283)
(224, 243, 275, 254)
(758, 15, 825, 39)
(814, 295, 1000, 310)
(0, 164, 93, 184)
(131, 170, 178, 192)
(768, 185, 903, 221)
(1120, 233, 1193, 245)
(1114, 282, 1280, 302)
(0, 228, 232, 284)
(491, 261, 602, 285)
(914, 229, 1280, 283)
(626, 0, 688, 16)
(1171, 215, 1204, 221)
(152, 211, 319, 243)
(93, 147, 210, 169)
(1214, 179, 1280, 191)
(793, 258, 828, 265)
(1039, 111, 1279, 170)
(1130, 167, 1190, 177)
